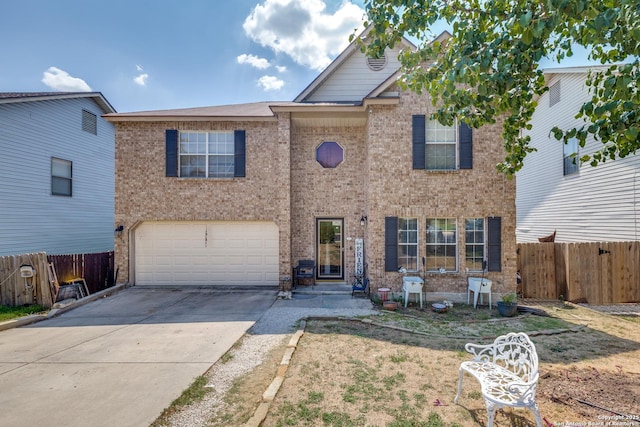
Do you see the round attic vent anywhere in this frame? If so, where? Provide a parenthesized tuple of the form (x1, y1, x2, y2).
(366, 54, 387, 71)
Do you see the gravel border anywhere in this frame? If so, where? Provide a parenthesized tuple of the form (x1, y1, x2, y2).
(161, 295, 376, 427)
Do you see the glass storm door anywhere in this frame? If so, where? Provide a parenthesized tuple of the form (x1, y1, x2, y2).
(316, 218, 344, 280)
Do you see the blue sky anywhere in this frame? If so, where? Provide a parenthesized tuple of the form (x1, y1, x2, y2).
(0, 0, 372, 112)
(0, 0, 591, 113)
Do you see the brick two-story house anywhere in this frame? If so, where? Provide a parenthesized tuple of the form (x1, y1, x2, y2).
(105, 32, 517, 301)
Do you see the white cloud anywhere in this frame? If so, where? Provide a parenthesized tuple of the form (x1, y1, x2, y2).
(275, 65, 287, 73)
(258, 75, 284, 91)
(133, 65, 149, 86)
(243, 0, 365, 71)
(134, 73, 149, 86)
(237, 54, 271, 69)
(41, 67, 92, 92)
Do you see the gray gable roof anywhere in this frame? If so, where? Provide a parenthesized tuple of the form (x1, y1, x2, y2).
(0, 92, 116, 114)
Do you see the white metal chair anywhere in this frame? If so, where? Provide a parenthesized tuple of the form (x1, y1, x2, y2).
(454, 332, 542, 427)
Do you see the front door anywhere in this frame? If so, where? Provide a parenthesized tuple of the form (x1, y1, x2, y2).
(316, 218, 344, 280)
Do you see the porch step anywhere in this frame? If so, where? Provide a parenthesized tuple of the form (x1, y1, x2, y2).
(293, 283, 352, 295)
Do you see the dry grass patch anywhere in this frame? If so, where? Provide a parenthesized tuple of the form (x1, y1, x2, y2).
(261, 302, 640, 427)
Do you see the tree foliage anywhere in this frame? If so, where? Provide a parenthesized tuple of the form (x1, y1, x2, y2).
(354, 0, 640, 176)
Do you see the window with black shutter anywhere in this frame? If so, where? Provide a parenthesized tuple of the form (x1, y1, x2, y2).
(165, 129, 246, 178)
(165, 130, 178, 177)
(384, 217, 399, 271)
(487, 217, 502, 272)
(412, 115, 473, 170)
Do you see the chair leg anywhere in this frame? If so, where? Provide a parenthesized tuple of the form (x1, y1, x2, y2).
(454, 369, 464, 404)
(486, 400, 498, 427)
(531, 404, 543, 427)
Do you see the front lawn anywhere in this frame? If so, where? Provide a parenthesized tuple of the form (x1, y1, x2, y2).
(0, 304, 47, 322)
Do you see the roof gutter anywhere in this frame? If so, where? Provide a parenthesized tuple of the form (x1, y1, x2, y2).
(103, 115, 277, 123)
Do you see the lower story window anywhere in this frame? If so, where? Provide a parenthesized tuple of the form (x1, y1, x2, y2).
(51, 157, 72, 196)
(465, 218, 485, 271)
(426, 218, 457, 271)
(398, 218, 418, 271)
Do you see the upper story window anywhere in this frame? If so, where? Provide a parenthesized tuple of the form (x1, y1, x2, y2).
(316, 141, 343, 168)
(51, 157, 72, 196)
(166, 130, 245, 178)
(563, 136, 579, 175)
(465, 218, 485, 272)
(82, 109, 97, 135)
(412, 115, 473, 171)
(179, 131, 235, 178)
(398, 218, 418, 272)
(426, 118, 457, 170)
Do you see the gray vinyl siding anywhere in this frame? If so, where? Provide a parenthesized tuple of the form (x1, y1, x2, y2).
(0, 97, 115, 256)
(516, 72, 640, 243)
(307, 46, 403, 102)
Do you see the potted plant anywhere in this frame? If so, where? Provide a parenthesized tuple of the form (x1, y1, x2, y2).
(383, 300, 397, 311)
(497, 293, 518, 317)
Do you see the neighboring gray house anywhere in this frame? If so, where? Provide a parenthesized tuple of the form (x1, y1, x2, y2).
(0, 92, 116, 256)
(516, 67, 640, 243)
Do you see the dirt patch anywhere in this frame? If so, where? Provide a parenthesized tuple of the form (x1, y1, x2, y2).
(261, 302, 640, 426)
(538, 367, 640, 419)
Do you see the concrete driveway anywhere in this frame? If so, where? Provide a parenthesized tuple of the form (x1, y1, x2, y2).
(0, 286, 276, 427)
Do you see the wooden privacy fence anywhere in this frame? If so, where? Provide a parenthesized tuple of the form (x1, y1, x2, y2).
(0, 251, 114, 308)
(0, 252, 52, 307)
(47, 251, 114, 295)
(517, 241, 640, 304)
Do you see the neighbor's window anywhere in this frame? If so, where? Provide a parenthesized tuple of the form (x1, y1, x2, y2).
(563, 136, 579, 175)
(426, 118, 457, 170)
(51, 157, 72, 196)
(179, 131, 234, 178)
(398, 218, 418, 271)
(465, 218, 485, 271)
(549, 81, 561, 107)
(426, 218, 457, 271)
(82, 109, 97, 135)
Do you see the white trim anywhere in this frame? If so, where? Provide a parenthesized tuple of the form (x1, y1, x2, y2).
(294, 25, 417, 103)
(0, 92, 116, 114)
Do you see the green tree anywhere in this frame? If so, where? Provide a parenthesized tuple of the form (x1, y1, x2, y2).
(354, 0, 639, 176)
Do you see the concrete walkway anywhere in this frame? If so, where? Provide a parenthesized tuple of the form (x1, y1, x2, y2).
(0, 286, 276, 427)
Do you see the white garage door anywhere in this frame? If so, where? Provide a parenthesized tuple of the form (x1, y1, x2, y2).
(134, 221, 279, 286)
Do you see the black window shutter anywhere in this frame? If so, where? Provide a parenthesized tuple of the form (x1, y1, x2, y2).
(412, 115, 426, 169)
(165, 129, 178, 177)
(234, 130, 246, 177)
(487, 217, 502, 272)
(385, 217, 399, 272)
(459, 121, 473, 169)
